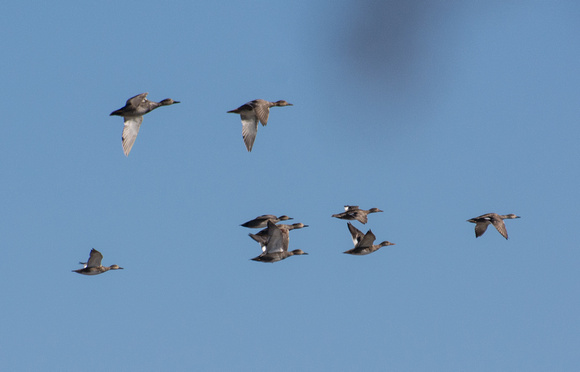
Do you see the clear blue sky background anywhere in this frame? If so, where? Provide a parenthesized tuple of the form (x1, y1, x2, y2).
(1, 1, 579, 371)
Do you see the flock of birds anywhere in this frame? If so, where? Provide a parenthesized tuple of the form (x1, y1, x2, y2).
(72, 93, 521, 274)
(108, 93, 291, 156)
(73, 206, 520, 273)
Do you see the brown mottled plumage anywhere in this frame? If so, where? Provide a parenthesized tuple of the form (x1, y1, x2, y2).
(467, 213, 520, 239)
(227, 99, 293, 152)
(72, 249, 123, 275)
(241, 214, 293, 229)
(110, 92, 180, 156)
(249, 223, 309, 247)
(343, 222, 395, 255)
(251, 221, 308, 263)
(331, 206, 383, 224)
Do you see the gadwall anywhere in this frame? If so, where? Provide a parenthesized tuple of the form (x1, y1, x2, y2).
(227, 99, 293, 152)
(467, 213, 520, 239)
(343, 222, 395, 255)
(72, 248, 123, 275)
(251, 221, 308, 263)
(249, 222, 309, 247)
(241, 214, 293, 229)
(110, 92, 180, 156)
(331, 206, 383, 224)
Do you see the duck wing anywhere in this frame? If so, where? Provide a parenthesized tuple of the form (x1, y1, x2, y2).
(474, 221, 490, 237)
(264, 221, 285, 253)
(249, 233, 269, 252)
(126, 92, 148, 107)
(353, 210, 369, 224)
(122, 116, 144, 156)
(240, 111, 259, 152)
(86, 249, 103, 268)
(347, 222, 364, 246)
(357, 229, 376, 248)
(253, 102, 270, 126)
(490, 217, 509, 239)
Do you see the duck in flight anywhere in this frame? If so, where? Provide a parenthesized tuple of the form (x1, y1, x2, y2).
(249, 222, 309, 247)
(240, 214, 293, 229)
(467, 213, 520, 239)
(110, 92, 180, 156)
(227, 99, 293, 152)
(72, 248, 123, 275)
(331, 205, 383, 224)
(343, 222, 395, 255)
(251, 221, 308, 263)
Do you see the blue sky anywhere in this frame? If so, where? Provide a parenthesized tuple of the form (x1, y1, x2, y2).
(1, 1, 580, 371)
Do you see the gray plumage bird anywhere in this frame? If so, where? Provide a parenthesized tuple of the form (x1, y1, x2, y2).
(467, 213, 520, 239)
(110, 92, 180, 156)
(343, 222, 395, 255)
(72, 249, 123, 275)
(227, 99, 293, 152)
(249, 222, 309, 247)
(241, 214, 293, 229)
(251, 221, 308, 263)
(332, 206, 383, 224)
